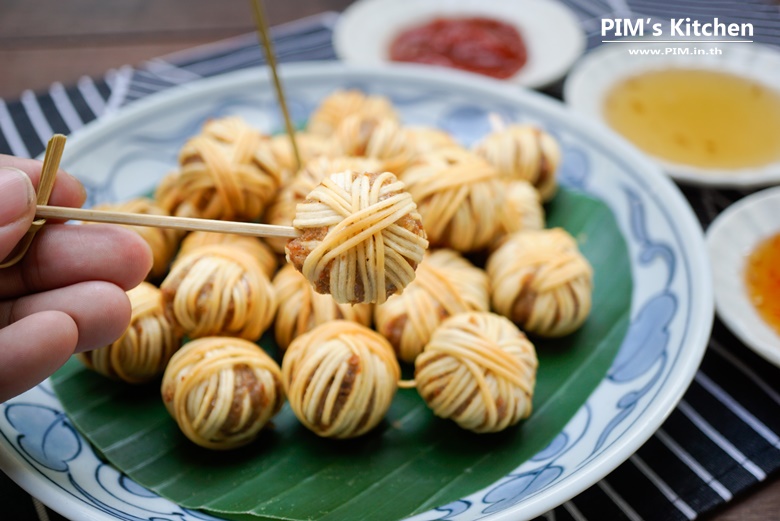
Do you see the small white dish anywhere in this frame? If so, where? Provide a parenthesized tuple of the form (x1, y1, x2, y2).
(564, 40, 780, 188)
(707, 186, 780, 367)
(333, 0, 585, 89)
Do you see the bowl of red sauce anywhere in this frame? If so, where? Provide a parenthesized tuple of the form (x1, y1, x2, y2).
(388, 17, 528, 80)
(334, 0, 586, 89)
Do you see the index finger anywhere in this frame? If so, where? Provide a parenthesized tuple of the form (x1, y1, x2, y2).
(0, 154, 86, 209)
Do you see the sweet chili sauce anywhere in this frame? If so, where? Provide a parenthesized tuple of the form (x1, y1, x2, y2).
(745, 232, 780, 336)
(603, 69, 780, 170)
(389, 17, 527, 79)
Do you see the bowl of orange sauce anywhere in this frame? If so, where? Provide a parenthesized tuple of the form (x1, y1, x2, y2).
(564, 40, 780, 187)
(707, 186, 780, 366)
(334, 0, 585, 89)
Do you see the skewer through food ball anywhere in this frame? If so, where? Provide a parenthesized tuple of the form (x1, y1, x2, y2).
(282, 321, 400, 439)
(473, 124, 561, 202)
(77, 282, 181, 384)
(400, 147, 504, 252)
(155, 117, 283, 221)
(161, 244, 277, 341)
(414, 311, 538, 433)
(374, 249, 489, 364)
(90, 198, 180, 281)
(161, 337, 284, 450)
(285, 170, 428, 305)
(264, 156, 383, 254)
(487, 228, 593, 337)
(272, 264, 373, 351)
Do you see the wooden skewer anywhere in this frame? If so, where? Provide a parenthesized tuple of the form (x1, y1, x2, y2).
(0, 134, 66, 268)
(250, 0, 302, 171)
(35, 205, 301, 239)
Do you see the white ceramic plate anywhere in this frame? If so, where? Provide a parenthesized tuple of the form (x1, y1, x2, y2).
(0, 63, 713, 521)
(564, 40, 780, 188)
(706, 186, 780, 367)
(333, 0, 585, 89)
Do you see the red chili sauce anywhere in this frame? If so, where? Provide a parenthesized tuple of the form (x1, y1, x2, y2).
(389, 17, 527, 79)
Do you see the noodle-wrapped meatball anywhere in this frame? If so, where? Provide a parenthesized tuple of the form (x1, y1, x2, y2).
(473, 124, 561, 202)
(495, 180, 545, 243)
(375, 249, 489, 364)
(307, 89, 398, 136)
(282, 321, 400, 438)
(264, 156, 382, 254)
(155, 117, 282, 220)
(161, 244, 277, 341)
(161, 337, 284, 450)
(269, 131, 335, 185)
(286, 170, 428, 304)
(77, 282, 181, 383)
(178, 231, 277, 278)
(401, 147, 503, 252)
(332, 113, 414, 174)
(487, 228, 593, 337)
(415, 311, 537, 433)
(403, 126, 459, 155)
(272, 264, 373, 351)
(91, 198, 180, 280)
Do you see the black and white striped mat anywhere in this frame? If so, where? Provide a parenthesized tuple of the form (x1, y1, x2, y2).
(2, 4, 780, 520)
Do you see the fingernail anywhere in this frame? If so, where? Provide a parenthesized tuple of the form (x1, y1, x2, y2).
(0, 167, 35, 224)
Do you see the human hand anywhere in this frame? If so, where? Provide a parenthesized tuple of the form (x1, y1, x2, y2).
(0, 156, 152, 401)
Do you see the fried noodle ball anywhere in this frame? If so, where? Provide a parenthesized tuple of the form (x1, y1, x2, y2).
(306, 89, 398, 137)
(285, 170, 428, 304)
(161, 244, 277, 341)
(494, 180, 545, 246)
(272, 264, 373, 351)
(401, 147, 503, 252)
(78, 282, 181, 384)
(374, 249, 489, 363)
(473, 124, 561, 202)
(487, 228, 593, 337)
(264, 156, 382, 254)
(414, 311, 538, 433)
(178, 231, 278, 279)
(332, 113, 415, 174)
(155, 117, 282, 220)
(282, 321, 400, 438)
(161, 337, 284, 450)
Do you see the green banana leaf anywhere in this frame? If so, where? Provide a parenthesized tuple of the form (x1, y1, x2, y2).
(51, 186, 632, 521)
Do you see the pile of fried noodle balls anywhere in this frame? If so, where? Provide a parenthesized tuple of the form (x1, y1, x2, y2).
(76, 90, 593, 449)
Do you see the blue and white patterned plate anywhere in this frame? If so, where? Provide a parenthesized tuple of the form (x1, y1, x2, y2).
(0, 63, 713, 521)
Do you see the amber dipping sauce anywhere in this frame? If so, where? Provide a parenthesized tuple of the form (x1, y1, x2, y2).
(603, 69, 780, 170)
(745, 232, 780, 336)
(389, 17, 527, 79)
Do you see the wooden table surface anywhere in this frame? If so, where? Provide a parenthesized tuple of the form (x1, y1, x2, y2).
(2, 0, 779, 519)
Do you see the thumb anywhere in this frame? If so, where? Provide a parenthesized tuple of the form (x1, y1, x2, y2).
(0, 167, 36, 262)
